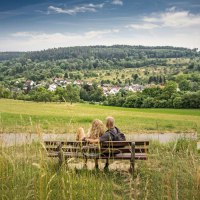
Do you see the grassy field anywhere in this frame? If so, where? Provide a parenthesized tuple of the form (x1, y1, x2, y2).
(0, 99, 200, 135)
(1, 99, 200, 199)
(0, 140, 199, 199)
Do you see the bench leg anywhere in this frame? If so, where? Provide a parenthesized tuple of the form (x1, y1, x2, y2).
(84, 158, 88, 168)
(129, 160, 135, 174)
(130, 142, 135, 174)
(58, 151, 64, 166)
(104, 159, 109, 171)
(95, 159, 99, 169)
(58, 143, 64, 166)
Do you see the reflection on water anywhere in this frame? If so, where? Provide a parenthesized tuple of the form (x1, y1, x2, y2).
(0, 132, 197, 147)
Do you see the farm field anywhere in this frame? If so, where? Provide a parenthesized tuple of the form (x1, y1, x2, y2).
(0, 99, 200, 135)
(1, 138, 199, 199)
(1, 73, 200, 200)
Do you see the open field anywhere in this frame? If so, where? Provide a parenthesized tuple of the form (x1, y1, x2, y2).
(0, 99, 200, 135)
(0, 99, 200, 199)
(0, 140, 199, 199)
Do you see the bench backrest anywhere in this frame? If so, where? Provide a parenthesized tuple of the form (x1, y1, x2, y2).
(44, 140, 149, 154)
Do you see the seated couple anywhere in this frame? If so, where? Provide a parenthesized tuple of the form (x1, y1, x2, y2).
(76, 116, 126, 169)
(76, 116, 126, 143)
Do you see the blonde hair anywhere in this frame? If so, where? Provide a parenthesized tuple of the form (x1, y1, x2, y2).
(88, 119, 105, 139)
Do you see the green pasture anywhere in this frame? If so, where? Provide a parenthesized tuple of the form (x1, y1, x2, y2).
(0, 98, 200, 199)
(0, 140, 199, 199)
(0, 99, 200, 135)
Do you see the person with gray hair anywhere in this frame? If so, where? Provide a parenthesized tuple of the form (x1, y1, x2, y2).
(85, 116, 126, 143)
(85, 116, 126, 170)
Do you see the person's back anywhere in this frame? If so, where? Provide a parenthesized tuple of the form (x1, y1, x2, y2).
(99, 117, 126, 142)
(84, 116, 126, 169)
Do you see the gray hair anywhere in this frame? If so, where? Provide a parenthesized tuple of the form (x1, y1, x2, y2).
(106, 116, 115, 128)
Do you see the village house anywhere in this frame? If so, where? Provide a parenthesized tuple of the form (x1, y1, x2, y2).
(102, 86, 110, 96)
(53, 77, 66, 85)
(23, 80, 35, 91)
(124, 84, 144, 92)
(132, 84, 145, 92)
(66, 80, 72, 85)
(73, 80, 83, 85)
(86, 82, 93, 86)
(109, 86, 121, 95)
(48, 84, 57, 92)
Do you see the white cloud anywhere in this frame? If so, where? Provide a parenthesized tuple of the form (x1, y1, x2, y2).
(2, 29, 119, 51)
(112, 0, 123, 6)
(126, 23, 159, 30)
(12, 29, 119, 40)
(127, 7, 200, 30)
(1, 27, 200, 51)
(85, 29, 119, 37)
(144, 8, 200, 28)
(11, 32, 34, 37)
(48, 3, 104, 15)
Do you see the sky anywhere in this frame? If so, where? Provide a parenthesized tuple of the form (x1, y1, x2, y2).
(0, 0, 200, 51)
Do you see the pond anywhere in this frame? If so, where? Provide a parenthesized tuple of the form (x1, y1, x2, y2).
(0, 132, 197, 147)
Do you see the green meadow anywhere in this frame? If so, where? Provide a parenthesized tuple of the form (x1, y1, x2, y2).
(1, 140, 199, 199)
(0, 99, 200, 199)
(0, 99, 200, 135)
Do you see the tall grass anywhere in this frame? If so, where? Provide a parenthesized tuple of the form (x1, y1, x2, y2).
(0, 99, 199, 199)
(1, 138, 199, 200)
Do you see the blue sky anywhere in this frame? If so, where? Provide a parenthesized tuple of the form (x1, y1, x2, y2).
(0, 0, 200, 51)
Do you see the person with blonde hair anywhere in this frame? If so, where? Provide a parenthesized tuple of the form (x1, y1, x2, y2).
(76, 119, 105, 169)
(85, 116, 126, 143)
(76, 119, 105, 141)
(85, 116, 126, 170)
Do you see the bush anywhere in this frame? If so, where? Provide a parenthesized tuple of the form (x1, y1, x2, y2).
(142, 97, 155, 108)
(154, 100, 168, 108)
(173, 97, 183, 108)
(182, 91, 200, 108)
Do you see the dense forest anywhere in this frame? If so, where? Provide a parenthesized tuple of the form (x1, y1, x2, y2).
(0, 45, 199, 61)
(0, 45, 200, 108)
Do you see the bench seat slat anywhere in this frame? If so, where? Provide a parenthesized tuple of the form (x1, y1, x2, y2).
(44, 140, 149, 166)
(45, 147, 148, 154)
(44, 141, 149, 147)
(47, 152, 147, 160)
(101, 141, 149, 147)
(82, 147, 148, 154)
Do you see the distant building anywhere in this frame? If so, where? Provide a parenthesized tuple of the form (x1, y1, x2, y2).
(66, 80, 72, 85)
(54, 78, 65, 85)
(86, 82, 93, 86)
(109, 87, 121, 95)
(132, 84, 145, 92)
(48, 84, 57, 91)
(124, 84, 144, 92)
(73, 80, 83, 85)
(23, 80, 35, 91)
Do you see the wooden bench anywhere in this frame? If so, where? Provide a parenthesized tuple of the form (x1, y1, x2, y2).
(43, 140, 149, 173)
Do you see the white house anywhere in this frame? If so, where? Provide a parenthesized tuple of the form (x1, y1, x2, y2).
(109, 87, 121, 95)
(48, 84, 57, 91)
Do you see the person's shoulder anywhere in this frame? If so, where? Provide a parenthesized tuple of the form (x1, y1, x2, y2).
(114, 126, 120, 132)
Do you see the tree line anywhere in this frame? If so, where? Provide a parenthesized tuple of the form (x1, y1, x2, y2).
(104, 82, 200, 108)
(1, 81, 200, 108)
(0, 45, 198, 62)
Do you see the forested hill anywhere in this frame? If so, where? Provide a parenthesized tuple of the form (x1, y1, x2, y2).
(0, 45, 199, 61)
(0, 52, 25, 61)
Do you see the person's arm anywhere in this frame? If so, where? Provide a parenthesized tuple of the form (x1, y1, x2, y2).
(85, 138, 99, 143)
